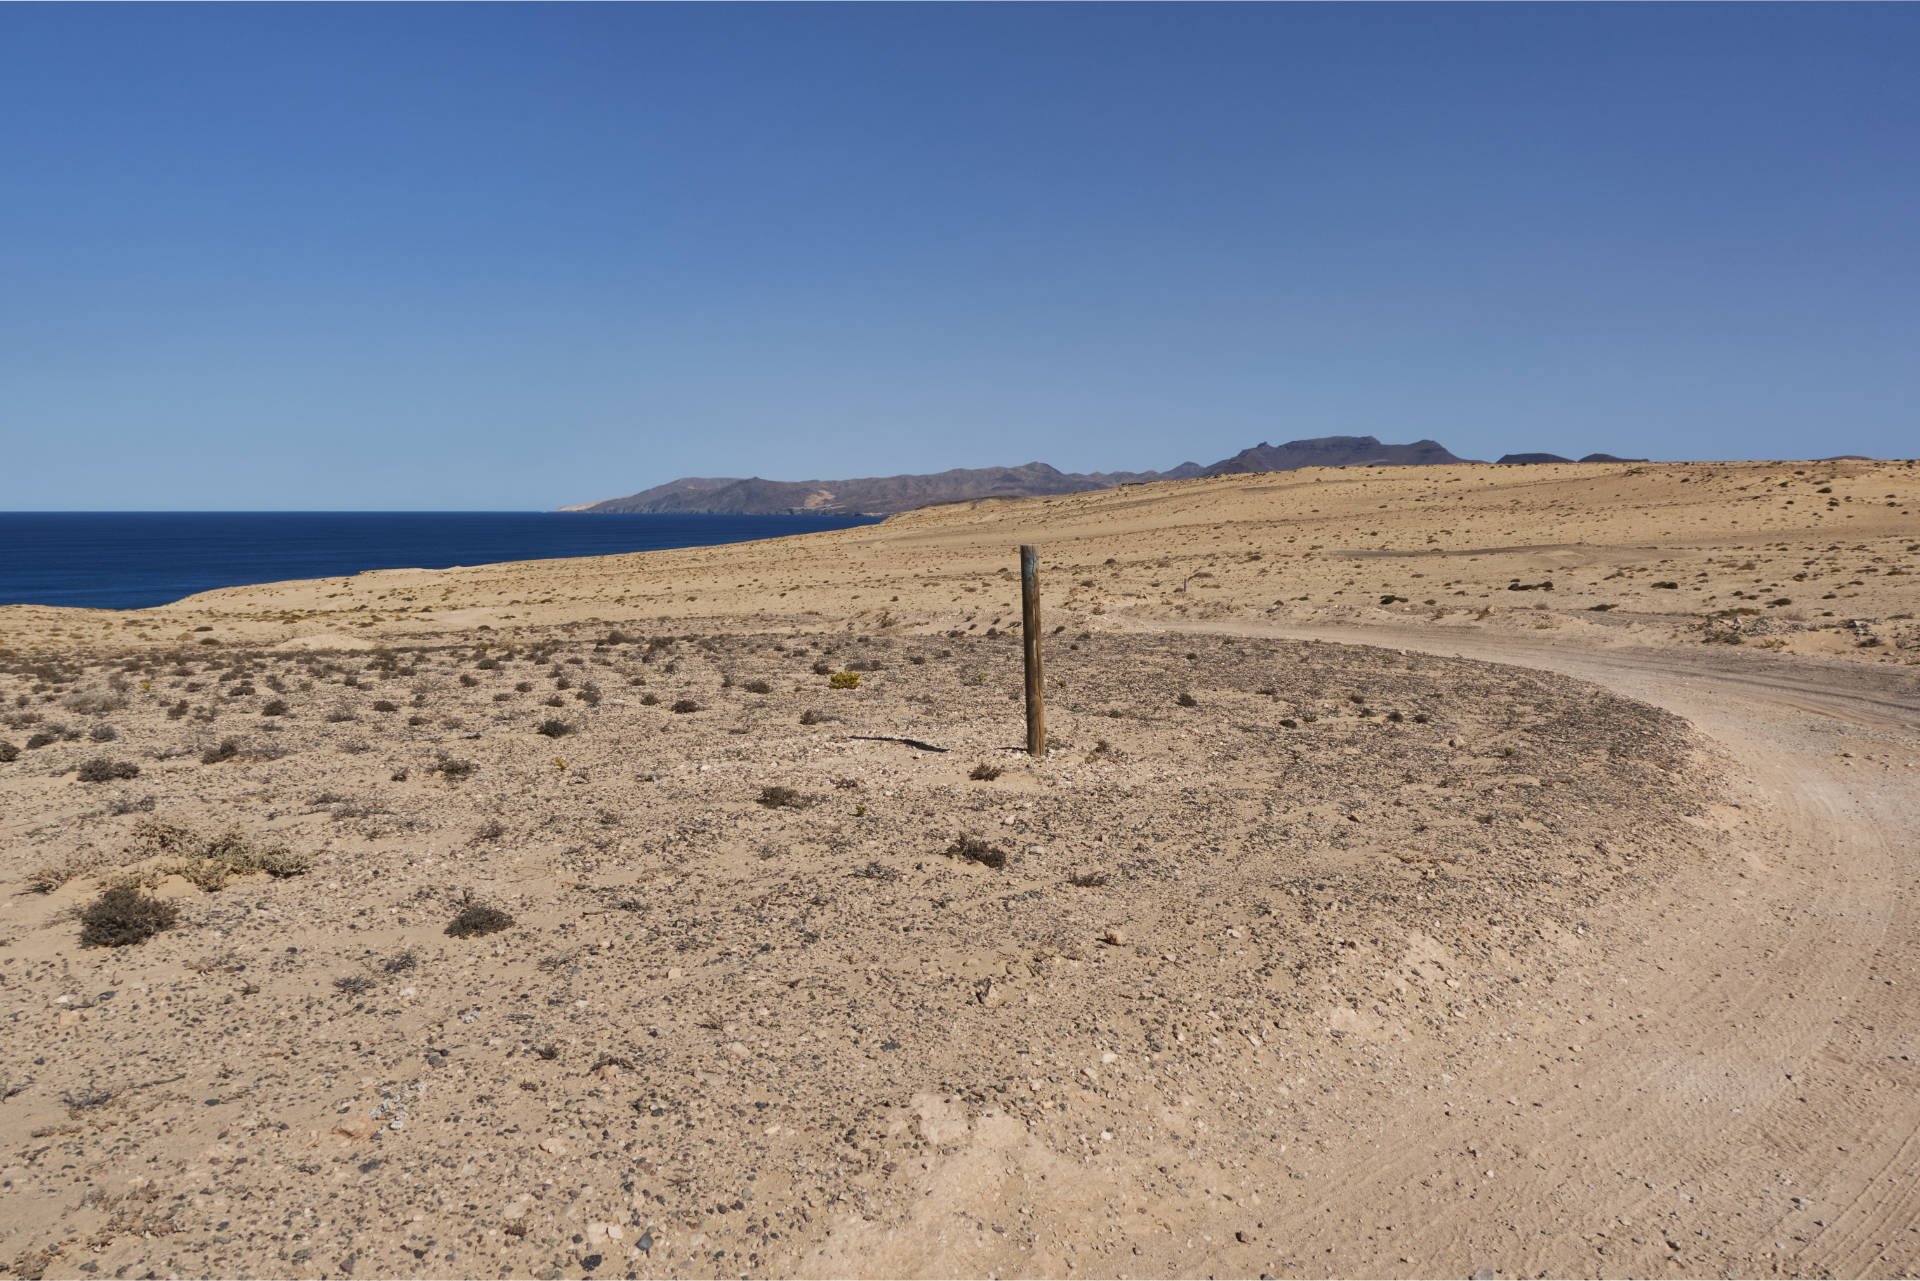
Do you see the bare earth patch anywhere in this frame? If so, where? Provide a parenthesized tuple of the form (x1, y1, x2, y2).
(0, 627, 1723, 1278)
(1, 458, 1915, 1278)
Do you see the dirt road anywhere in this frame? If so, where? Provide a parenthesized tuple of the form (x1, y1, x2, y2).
(1114, 616, 1920, 1278)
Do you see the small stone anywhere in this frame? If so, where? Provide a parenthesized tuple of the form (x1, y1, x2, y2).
(332, 1117, 380, 1143)
(1102, 927, 1128, 947)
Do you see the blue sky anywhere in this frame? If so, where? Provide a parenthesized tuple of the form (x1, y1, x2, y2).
(3, 4, 1915, 510)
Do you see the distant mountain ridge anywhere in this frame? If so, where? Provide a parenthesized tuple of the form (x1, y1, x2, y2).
(566, 435, 1627, 516)
(1497, 451, 1649, 465)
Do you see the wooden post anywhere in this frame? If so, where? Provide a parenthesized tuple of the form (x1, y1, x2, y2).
(1020, 544, 1046, 757)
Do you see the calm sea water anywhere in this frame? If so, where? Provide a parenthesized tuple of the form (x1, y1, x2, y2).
(0, 512, 881, 611)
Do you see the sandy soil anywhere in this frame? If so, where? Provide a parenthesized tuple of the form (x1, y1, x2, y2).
(2, 458, 1918, 1280)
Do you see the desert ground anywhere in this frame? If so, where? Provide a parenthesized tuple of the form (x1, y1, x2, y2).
(2, 457, 1917, 1281)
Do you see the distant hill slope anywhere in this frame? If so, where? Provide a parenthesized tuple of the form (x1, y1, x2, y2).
(571, 462, 1193, 516)
(569, 434, 1609, 515)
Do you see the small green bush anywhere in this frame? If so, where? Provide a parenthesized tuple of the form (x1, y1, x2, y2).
(828, 672, 860, 689)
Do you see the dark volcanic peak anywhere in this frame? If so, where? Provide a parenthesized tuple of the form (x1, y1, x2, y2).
(1497, 452, 1652, 465)
(1202, 435, 1470, 477)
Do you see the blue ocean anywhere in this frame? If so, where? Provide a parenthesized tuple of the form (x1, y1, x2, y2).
(0, 512, 882, 611)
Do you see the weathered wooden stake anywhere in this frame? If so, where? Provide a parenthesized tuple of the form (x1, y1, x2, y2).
(1021, 544, 1046, 757)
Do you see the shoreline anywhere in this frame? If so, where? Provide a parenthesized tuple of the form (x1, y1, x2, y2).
(2, 459, 1912, 670)
(0, 510, 885, 616)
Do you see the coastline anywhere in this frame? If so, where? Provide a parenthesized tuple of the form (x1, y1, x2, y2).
(0, 510, 883, 614)
(3, 459, 1912, 668)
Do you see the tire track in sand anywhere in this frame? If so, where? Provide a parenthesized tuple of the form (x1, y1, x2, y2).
(1118, 616, 1920, 1278)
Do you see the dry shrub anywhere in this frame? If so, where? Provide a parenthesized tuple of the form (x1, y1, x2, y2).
(945, 834, 1007, 870)
(76, 757, 140, 782)
(129, 820, 310, 891)
(200, 737, 241, 764)
(79, 886, 178, 948)
(447, 903, 515, 938)
(755, 785, 808, 810)
(23, 850, 116, 895)
(129, 818, 197, 857)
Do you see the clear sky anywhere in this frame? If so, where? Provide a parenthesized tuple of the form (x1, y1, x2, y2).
(3, 4, 1915, 510)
